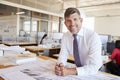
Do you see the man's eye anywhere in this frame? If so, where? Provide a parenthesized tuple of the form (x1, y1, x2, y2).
(74, 18, 77, 21)
(67, 20, 71, 23)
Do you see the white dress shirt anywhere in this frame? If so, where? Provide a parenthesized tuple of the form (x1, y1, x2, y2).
(58, 27, 102, 76)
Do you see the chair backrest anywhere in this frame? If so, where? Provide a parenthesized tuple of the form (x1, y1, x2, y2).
(115, 40, 120, 49)
(107, 42, 115, 54)
(40, 34, 47, 44)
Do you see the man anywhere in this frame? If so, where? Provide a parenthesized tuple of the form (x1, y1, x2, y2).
(55, 7, 102, 76)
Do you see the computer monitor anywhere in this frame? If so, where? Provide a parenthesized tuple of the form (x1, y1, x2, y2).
(107, 42, 115, 55)
(99, 34, 109, 45)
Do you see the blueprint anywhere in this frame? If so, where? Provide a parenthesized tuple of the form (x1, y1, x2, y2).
(0, 58, 120, 80)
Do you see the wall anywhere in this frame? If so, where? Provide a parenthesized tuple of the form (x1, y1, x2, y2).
(0, 15, 17, 37)
(95, 16, 120, 36)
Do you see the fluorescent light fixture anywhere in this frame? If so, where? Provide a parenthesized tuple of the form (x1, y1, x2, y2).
(16, 11, 25, 15)
(58, 0, 63, 3)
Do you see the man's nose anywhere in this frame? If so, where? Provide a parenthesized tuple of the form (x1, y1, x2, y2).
(71, 20, 75, 26)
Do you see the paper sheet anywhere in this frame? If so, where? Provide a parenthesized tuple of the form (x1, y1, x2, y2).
(0, 59, 120, 80)
(0, 46, 25, 55)
(0, 52, 36, 66)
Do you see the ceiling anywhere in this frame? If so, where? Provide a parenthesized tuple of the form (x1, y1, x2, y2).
(0, 0, 120, 17)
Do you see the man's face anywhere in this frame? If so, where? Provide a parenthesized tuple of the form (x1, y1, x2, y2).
(64, 13, 83, 34)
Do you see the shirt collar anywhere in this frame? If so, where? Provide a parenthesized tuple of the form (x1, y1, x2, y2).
(68, 26, 84, 37)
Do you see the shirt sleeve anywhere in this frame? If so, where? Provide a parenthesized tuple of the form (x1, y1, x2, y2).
(58, 34, 69, 66)
(76, 33, 103, 76)
(110, 48, 117, 60)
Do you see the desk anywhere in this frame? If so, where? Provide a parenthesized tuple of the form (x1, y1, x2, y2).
(24, 46, 60, 52)
(53, 54, 74, 63)
(0, 56, 120, 80)
(0, 55, 54, 80)
(3, 42, 37, 46)
(24, 46, 60, 57)
(0, 65, 13, 69)
(53, 54, 111, 64)
(0, 56, 53, 69)
(102, 55, 111, 64)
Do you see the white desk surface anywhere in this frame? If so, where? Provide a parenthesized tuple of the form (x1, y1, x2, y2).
(0, 55, 120, 80)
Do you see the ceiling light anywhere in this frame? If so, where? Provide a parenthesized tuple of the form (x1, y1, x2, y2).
(16, 12, 25, 15)
(58, 0, 63, 3)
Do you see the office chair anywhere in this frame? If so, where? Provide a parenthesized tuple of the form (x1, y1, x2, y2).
(115, 40, 120, 49)
(107, 42, 115, 55)
(39, 34, 47, 44)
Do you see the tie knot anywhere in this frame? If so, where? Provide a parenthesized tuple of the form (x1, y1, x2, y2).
(73, 34, 77, 38)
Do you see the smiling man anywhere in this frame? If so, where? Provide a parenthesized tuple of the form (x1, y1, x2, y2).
(55, 7, 102, 76)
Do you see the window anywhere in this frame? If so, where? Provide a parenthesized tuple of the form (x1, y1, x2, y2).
(52, 21, 59, 32)
(24, 21, 37, 33)
(62, 22, 68, 33)
(24, 21, 30, 32)
(32, 21, 37, 32)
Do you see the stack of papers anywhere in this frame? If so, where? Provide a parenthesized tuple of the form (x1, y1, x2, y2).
(7, 46, 25, 54)
(8, 52, 36, 64)
(0, 52, 37, 66)
(0, 45, 25, 55)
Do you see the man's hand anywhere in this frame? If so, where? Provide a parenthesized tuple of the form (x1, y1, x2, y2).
(55, 63, 77, 76)
(55, 63, 62, 76)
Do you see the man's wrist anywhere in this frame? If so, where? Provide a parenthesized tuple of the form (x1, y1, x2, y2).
(68, 68, 78, 75)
